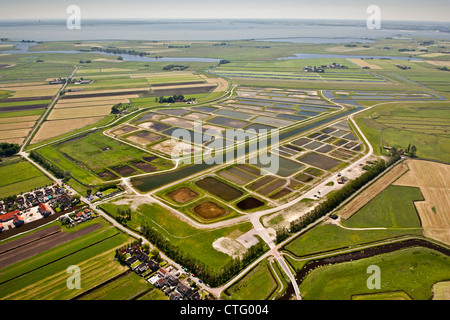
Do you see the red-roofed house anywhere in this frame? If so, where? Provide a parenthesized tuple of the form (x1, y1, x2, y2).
(0, 210, 20, 223)
(13, 214, 24, 227)
(39, 203, 52, 217)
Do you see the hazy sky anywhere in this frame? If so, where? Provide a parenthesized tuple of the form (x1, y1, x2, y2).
(0, 0, 449, 22)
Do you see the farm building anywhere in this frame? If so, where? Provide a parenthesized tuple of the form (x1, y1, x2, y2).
(39, 203, 52, 217)
(0, 210, 21, 223)
(13, 215, 24, 227)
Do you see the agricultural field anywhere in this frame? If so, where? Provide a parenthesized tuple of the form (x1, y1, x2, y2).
(77, 272, 167, 300)
(0, 159, 53, 198)
(393, 160, 450, 245)
(299, 246, 450, 300)
(354, 101, 450, 162)
(0, 219, 132, 300)
(99, 201, 254, 271)
(35, 130, 174, 189)
(222, 258, 288, 300)
(0, 34, 449, 302)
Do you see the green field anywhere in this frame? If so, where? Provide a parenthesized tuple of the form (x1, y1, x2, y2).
(78, 272, 167, 300)
(0, 221, 132, 300)
(0, 160, 53, 198)
(100, 202, 253, 270)
(223, 259, 288, 300)
(283, 185, 423, 259)
(36, 130, 174, 187)
(355, 101, 450, 162)
(299, 247, 450, 300)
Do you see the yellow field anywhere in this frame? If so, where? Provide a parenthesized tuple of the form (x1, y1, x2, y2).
(339, 162, 409, 220)
(394, 160, 450, 245)
(0, 138, 24, 145)
(0, 82, 46, 87)
(0, 115, 40, 124)
(0, 84, 61, 98)
(31, 117, 105, 143)
(0, 121, 35, 131)
(426, 60, 450, 67)
(0, 128, 31, 139)
(64, 88, 148, 96)
(347, 59, 383, 70)
(76, 68, 136, 74)
(199, 75, 228, 92)
(47, 105, 112, 120)
(56, 95, 137, 106)
(54, 101, 128, 109)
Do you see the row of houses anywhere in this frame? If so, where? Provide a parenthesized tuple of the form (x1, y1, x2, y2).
(120, 245, 202, 301)
(0, 202, 55, 231)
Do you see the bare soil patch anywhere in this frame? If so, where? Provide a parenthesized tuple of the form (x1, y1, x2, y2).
(167, 187, 198, 204)
(193, 201, 228, 220)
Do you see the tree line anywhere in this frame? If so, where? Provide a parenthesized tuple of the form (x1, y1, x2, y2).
(0, 143, 20, 158)
(29, 150, 65, 179)
(276, 154, 401, 243)
(141, 224, 267, 287)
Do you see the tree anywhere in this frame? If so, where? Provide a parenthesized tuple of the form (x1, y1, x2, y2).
(410, 145, 417, 157)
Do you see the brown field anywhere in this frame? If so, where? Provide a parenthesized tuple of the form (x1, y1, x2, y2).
(56, 95, 137, 106)
(0, 85, 61, 98)
(0, 121, 35, 131)
(0, 128, 31, 139)
(339, 162, 409, 220)
(167, 187, 198, 204)
(0, 137, 24, 145)
(193, 201, 228, 220)
(0, 224, 102, 269)
(347, 58, 383, 70)
(47, 105, 112, 120)
(394, 160, 450, 245)
(0, 82, 46, 87)
(126, 130, 164, 146)
(152, 139, 202, 157)
(426, 60, 450, 67)
(112, 125, 138, 136)
(152, 83, 216, 90)
(64, 88, 149, 96)
(199, 75, 229, 92)
(0, 115, 40, 124)
(31, 117, 104, 143)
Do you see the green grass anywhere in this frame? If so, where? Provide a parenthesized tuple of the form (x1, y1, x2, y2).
(223, 259, 278, 300)
(0, 99, 52, 108)
(78, 272, 156, 300)
(36, 130, 173, 186)
(0, 223, 130, 299)
(100, 202, 253, 270)
(0, 160, 53, 198)
(355, 102, 450, 162)
(300, 247, 450, 300)
(342, 185, 424, 229)
(283, 185, 424, 259)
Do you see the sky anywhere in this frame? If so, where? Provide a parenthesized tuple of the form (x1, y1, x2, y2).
(0, 0, 449, 22)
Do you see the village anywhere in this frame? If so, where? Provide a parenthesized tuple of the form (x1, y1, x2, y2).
(117, 244, 211, 301)
(0, 183, 97, 232)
